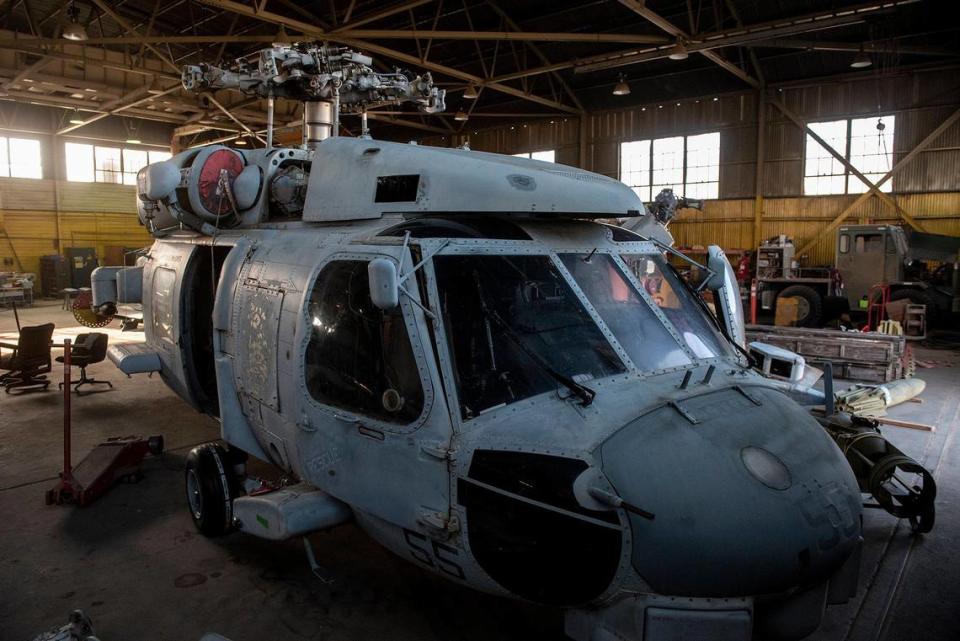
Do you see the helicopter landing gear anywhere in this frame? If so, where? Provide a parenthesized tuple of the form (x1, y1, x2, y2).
(185, 443, 242, 537)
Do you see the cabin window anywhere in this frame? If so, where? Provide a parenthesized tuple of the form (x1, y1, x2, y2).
(855, 233, 883, 253)
(434, 254, 625, 419)
(151, 267, 177, 344)
(304, 260, 424, 423)
(620, 254, 728, 359)
(559, 254, 690, 370)
(839, 234, 850, 254)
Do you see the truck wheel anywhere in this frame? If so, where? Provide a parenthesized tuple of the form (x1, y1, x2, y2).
(185, 443, 239, 537)
(777, 285, 822, 327)
(890, 289, 937, 327)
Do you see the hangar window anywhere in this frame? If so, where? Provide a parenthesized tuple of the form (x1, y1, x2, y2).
(513, 150, 555, 162)
(64, 143, 172, 183)
(620, 132, 719, 202)
(804, 116, 895, 195)
(304, 260, 424, 424)
(0, 136, 42, 179)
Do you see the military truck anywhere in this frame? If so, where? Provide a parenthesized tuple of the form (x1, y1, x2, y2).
(756, 224, 960, 327)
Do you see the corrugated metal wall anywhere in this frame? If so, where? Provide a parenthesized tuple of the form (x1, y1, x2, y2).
(424, 67, 960, 265)
(0, 178, 152, 279)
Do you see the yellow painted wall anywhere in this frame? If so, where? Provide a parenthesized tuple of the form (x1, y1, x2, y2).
(669, 191, 960, 266)
(0, 177, 152, 286)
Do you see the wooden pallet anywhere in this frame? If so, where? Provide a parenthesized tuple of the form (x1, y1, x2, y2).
(745, 324, 906, 383)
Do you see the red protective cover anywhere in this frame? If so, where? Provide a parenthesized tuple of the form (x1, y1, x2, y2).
(196, 149, 244, 215)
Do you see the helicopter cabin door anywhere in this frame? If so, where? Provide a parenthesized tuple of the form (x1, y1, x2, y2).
(230, 243, 292, 468)
(293, 244, 454, 540)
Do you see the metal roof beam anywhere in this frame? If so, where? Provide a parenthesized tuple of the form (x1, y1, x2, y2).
(485, 0, 586, 113)
(0, 31, 674, 47)
(578, 0, 919, 74)
(608, 0, 759, 87)
(88, 0, 181, 74)
(753, 38, 960, 57)
(56, 84, 183, 134)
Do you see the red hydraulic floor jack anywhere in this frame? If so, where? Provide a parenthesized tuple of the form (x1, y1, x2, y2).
(46, 338, 164, 506)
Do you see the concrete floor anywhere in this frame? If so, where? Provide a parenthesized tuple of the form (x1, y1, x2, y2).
(1, 300, 958, 641)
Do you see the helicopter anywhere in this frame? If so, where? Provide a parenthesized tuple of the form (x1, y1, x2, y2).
(87, 42, 936, 641)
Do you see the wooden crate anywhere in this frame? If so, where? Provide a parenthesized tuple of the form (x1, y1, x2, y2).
(745, 325, 906, 383)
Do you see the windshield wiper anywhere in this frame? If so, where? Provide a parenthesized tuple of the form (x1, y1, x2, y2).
(473, 272, 596, 407)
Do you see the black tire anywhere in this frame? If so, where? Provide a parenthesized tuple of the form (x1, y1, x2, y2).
(185, 443, 239, 537)
(147, 435, 164, 456)
(890, 288, 938, 327)
(776, 285, 822, 327)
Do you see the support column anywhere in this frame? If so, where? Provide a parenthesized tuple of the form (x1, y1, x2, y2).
(578, 113, 589, 170)
(753, 91, 766, 248)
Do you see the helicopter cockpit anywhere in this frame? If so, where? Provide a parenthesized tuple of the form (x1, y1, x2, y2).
(296, 216, 742, 428)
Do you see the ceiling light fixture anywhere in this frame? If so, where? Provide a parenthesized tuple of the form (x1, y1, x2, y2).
(454, 109, 469, 121)
(850, 46, 872, 69)
(613, 74, 631, 96)
(462, 85, 479, 99)
(668, 39, 689, 61)
(63, 2, 88, 41)
(126, 138, 141, 144)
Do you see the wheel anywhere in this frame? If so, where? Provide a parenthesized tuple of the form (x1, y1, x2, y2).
(890, 288, 938, 327)
(184, 443, 240, 537)
(147, 435, 165, 456)
(776, 285, 822, 327)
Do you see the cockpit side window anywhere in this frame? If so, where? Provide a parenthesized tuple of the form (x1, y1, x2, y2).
(434, 254, 625, 419)
(304, 260, 424, 423)
(619, 254, 727, 359)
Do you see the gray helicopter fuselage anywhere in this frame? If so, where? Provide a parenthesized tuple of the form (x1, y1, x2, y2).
(135, 211, 862, 640)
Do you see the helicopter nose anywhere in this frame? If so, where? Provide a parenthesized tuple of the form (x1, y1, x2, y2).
(599, 385, 862, 597)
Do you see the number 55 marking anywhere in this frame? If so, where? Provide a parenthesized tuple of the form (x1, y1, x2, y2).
(402, 528, 465, 580)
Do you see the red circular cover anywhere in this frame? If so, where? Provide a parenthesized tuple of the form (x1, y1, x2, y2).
(196, 149, 244, 215)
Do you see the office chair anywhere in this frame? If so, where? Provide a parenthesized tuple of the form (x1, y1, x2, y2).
(57, 332, 114, 395)
(0, 323, 55, 394)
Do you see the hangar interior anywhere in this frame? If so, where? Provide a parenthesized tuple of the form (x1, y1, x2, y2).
(1, 1, 959, 640)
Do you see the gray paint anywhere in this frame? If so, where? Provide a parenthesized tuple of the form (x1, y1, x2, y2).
(121, 133, 867, 641)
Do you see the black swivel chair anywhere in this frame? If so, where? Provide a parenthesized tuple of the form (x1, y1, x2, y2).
(0, 323, 55, 394)
(57, 332, 113, 394)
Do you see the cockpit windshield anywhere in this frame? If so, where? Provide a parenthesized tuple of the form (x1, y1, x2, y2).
(619, 254, 730, 358)
(559, 254, 691, 371)
(434, 254, 625, 419)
